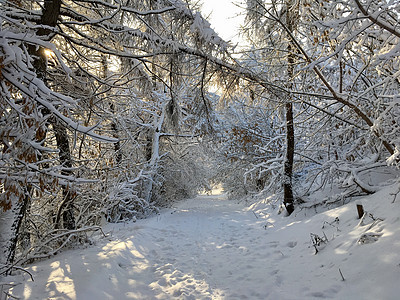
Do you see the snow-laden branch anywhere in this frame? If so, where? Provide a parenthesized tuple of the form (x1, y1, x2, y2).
(1, 30, 73, 80)
(71, 0, 177, 16)
(15, 226, 105, 266)
(252, 2, 395, 155)
(353, 0, 400, 39)
(332, 162, 386, 194)
(0, 32, 118, 144)
(2, 69, 117, 143)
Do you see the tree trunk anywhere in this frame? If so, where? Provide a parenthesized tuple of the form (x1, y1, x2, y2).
(101, 55, 122, 165)
(33, 0, 76, 229)
(4, 0, 68, 265)
(5, 190, 31, 269)
(53, 120, 76, 230)
(283, 102, 295, 215)
(283, 0, 298, 215)
(110, 103, 122, 165)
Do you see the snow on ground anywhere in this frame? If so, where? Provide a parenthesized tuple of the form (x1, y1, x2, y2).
(4, 183, 400, 299)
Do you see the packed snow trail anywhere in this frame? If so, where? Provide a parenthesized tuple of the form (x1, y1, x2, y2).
(6, 186, 400, 299)
(9, 194, 290, 299)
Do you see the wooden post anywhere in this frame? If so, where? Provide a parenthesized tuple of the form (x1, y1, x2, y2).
(356, 204, 364, 219)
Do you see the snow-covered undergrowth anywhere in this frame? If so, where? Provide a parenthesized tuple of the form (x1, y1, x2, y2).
(2, 183, 400, 299)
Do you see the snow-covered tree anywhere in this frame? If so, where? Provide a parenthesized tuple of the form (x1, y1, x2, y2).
(218, 0, 400, 211)
(0, 0, 232, 268)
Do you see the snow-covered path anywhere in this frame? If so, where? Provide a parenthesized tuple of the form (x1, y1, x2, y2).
(9, 194, 291, 299)
(6, 186, 400, 299)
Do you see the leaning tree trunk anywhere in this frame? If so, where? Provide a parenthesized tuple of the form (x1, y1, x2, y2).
(283, 0, 299, 215)
(4, 0, 68, 266)
(53, 120, 76, 230)
(4, 191, 31, 271)
(31, 0, 76, 230)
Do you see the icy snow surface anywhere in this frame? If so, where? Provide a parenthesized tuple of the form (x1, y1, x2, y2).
(6, 184, 400, 299)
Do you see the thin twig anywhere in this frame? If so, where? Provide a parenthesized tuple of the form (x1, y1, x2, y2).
(252, 211, 259, 219)
(390, 189, 400, 203)
(3, 291, 21, 299)
(10, 266, 34, 282)
(339, 268, 345, 281)
(0, 265, 34, 282)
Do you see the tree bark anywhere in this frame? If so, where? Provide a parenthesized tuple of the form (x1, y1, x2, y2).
(283, 0, 298, 215)
(5, 191, 31, 269)
(5, 0, 66, 265)
(53, 120, 75, 230)
(101, 55, 122, 165)
(110, 103, 122, 165)
(33, 0, 76, 229)
(283, 102, 295, 215)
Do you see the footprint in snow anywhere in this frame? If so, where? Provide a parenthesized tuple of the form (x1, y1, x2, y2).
(274, 275, 283, 286)
(157, 277, 169, 287)
(358, 232, 383, 244)
(161, 245, 173, 251)
(156, 263, 173, 273)
(269, 269, 279, 276)
(149, 249, 159, 258)
(268, 241, 280, 248)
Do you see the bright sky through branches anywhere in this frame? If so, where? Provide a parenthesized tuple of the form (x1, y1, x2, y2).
(200, 0, 244, 44)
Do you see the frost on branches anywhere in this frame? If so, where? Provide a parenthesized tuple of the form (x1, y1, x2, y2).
(0, 0, 232, 270)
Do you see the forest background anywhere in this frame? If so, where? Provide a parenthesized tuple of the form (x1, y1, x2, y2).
(0, 0, 399, 274)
